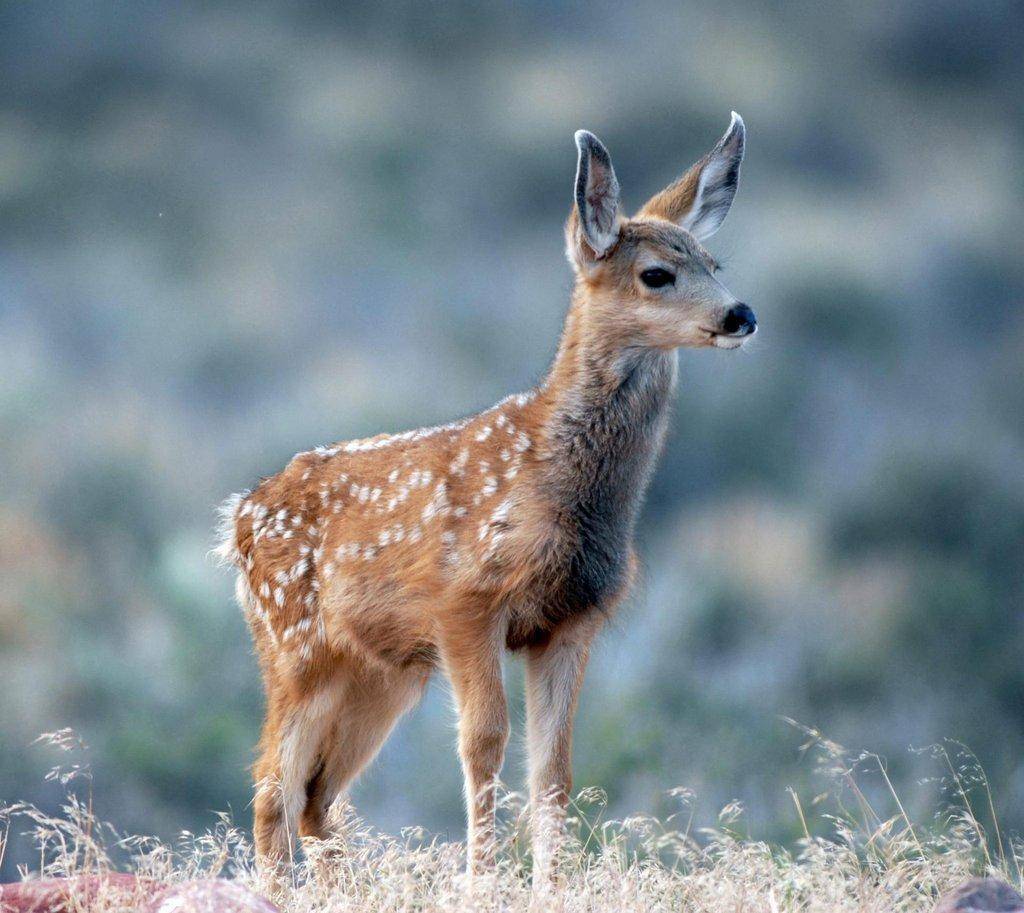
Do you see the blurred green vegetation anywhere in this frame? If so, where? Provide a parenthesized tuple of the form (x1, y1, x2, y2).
(1, 0, 1022, 877)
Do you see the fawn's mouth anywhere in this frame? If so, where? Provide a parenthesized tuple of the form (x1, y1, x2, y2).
(703, 328, 754, 349)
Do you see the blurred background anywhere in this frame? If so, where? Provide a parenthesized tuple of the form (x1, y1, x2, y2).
(2, 0, 1022, 875)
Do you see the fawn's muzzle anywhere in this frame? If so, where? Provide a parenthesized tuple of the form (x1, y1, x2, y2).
(722, 303, 757, 337)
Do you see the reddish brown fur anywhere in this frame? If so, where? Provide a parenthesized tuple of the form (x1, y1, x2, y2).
(217, 119, 751, 890)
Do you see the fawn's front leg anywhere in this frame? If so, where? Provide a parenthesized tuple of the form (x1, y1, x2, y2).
(525, 614, 600, 892)
(441, 617, 509, 875)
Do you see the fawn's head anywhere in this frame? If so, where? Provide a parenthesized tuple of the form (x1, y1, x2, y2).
(565, 114, 755, 350)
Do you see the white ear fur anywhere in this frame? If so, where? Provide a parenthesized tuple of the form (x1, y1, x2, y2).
(680, 112, 745, 240)
(573, 130, 621, 258)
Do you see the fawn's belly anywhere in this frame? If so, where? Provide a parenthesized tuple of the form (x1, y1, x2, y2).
(305, 506, 635, 665)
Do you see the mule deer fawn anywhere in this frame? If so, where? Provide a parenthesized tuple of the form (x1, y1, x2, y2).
(217, 113, 755, 882)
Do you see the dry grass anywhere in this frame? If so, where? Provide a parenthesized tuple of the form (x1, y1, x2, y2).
(2, 725, 1021, 912)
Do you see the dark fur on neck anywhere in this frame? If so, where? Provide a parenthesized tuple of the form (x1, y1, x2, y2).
(533, 343, 677, 635)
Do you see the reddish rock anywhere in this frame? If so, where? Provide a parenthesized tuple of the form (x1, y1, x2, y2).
(935, 879, 1024, 913)
(0, 877, 278, 913)
(0, 874, 156, 912)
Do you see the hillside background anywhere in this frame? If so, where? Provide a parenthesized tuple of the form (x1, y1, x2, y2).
(1, 0, 1022, 877)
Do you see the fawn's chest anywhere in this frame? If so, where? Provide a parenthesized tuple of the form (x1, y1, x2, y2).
(506, 352, 677, 647)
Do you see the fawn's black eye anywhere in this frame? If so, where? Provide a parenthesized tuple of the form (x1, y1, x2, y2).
(640, 268, 675, 289)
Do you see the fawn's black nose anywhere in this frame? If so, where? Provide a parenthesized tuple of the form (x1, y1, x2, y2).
(722, 303, 756, 336)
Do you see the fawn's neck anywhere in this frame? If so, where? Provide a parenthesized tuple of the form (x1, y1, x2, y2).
(539, 292, 677, 537)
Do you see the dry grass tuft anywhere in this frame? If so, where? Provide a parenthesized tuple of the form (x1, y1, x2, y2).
(2, 726, 1021, 911)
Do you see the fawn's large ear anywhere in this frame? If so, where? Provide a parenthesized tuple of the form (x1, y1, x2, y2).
(567, 130, 621, 265)
(638, 112, 745, 240)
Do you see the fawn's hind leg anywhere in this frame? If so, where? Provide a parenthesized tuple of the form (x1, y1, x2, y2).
(253, 682, 337, 866)
(299, 664, 430, 842)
